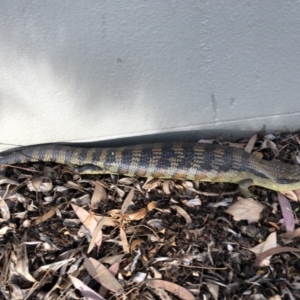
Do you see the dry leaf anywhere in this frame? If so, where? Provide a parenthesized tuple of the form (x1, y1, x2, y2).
(145, 279, 195, 300)
(130, 239, 145, 253)
(99, 261, 120, 297)
(255, 246, 300, 267)
(163, 180, 172, 194)
(91, 181, 107, 208)
(249, 232, 277, 266)
(183, 198, 202, 207)
(225, 197, 264, 223)
(206, 282, 219, 300)
(147, 201, 157, 211)
(150, 286, 172, 300)
(69, 275, 106, 300)
(0, 178, 19, 186)
(34, 204, 64, 225)
(121, 187, 135, 214)
(125, 207, 148, 221)
(15, 242, 36, 283)
(171, 205, 192, 224)
(120, 227, 130, 254)
(100, 254, 124, 265)
(260, 138, 278, 156)
(143, 178, 161, 190)
(292, 188, 300, 201)
(280, 190, 299, 201)
(268, 221, 280, 231)
(252, 151, 264, 159)
(30, 177, 53, 192)
(244, 134, 257, 153)
(83, 255, 123, 295)
(0, 197, 10, 221)
(71, 204, 102, 248)
(281, 227, 300, 244)
(88, 217, 106, 253)
(278, 193, 295, 238)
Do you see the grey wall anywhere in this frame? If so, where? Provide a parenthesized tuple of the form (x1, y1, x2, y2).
(1, 1, 300, 150)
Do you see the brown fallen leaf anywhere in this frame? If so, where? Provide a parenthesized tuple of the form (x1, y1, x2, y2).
(120, 227, 130, 254)
(34, 203, 64, 225)
(83, 255, 124, 295)
(281, 227, 300, 244)
(225, 197, 264, 223)
(38, 177, 53, 192)
(280, 190, 299, 202)
(292, 188, 300, 201)
(163, 180, 172, 194)
(171, 205, 192, 224)
(145, 279, 195, 300)
(206, 282, 219, 300)
(71, 204, 102, 248)
(147, 201, 157, 211)
(130, 239, 145, 254)
(69, 275, 106, 300)
(249, 232, 277, 266)
(252, 151, 264, 159)
(125, 207, 148, 221)
(244, 134, 257, 153)
(88, 217, 106, 254)
(0, 196, 10, 221)
(121, 187, 135, 214)
(15, 241, 36, 283)
(142, 178, 161, 190)
(255, 246, 300, 267)
(278, 193, 295, 238)
(99, 261, 120, 298)
(91, 181, 107, 208)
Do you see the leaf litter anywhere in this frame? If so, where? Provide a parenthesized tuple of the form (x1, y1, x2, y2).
(1, 131, 300, 299)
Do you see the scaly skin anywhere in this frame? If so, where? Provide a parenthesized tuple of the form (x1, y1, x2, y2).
(1, 143, 300, 192)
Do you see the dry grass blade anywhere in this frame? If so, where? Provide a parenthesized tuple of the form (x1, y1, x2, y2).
(83, 255, 124, 295)
(145, 279, 195, 300)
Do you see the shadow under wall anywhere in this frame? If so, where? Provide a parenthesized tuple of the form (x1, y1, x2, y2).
(39, 128, 273, 148)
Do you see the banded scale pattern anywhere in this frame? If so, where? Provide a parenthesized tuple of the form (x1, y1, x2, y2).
(1, 143, 300, 192)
